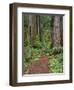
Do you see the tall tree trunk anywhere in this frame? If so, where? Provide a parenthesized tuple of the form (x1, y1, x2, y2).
(29, 15, 32, 45)
(52, 16, 62, 48)
(36, 15, 40, 35)
(29, 15, 37, 45)
(40, 21, 43, 41)
(36, 15, 42, 41)
(60, 16, 63, 46)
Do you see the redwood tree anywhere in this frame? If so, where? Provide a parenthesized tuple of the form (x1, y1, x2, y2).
(52, 16, 63, 48)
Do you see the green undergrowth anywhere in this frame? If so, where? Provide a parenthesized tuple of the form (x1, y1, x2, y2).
(24, 44, 63, 73)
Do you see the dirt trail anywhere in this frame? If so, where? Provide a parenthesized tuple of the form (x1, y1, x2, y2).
(28, 56, 49, 74)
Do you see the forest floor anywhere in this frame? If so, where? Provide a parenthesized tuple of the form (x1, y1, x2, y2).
(28, 56, 49, 74)
(24, 53, 63, 74)
(24, 47, 63, 74)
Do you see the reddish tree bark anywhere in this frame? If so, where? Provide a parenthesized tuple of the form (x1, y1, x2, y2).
(52, 16, 63, 47)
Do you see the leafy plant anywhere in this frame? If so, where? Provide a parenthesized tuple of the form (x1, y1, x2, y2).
(24, 46, 32, 62)
(49, 53, 63, 73)
(31, 48, 41, 61)
(33, 35, 42, 49)
(49, 47, 63, 55)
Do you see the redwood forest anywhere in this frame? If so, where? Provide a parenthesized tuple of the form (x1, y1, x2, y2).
(23, 14, 63, 74)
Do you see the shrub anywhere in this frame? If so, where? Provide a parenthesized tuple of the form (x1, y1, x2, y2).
(49, 53, 63, 73)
